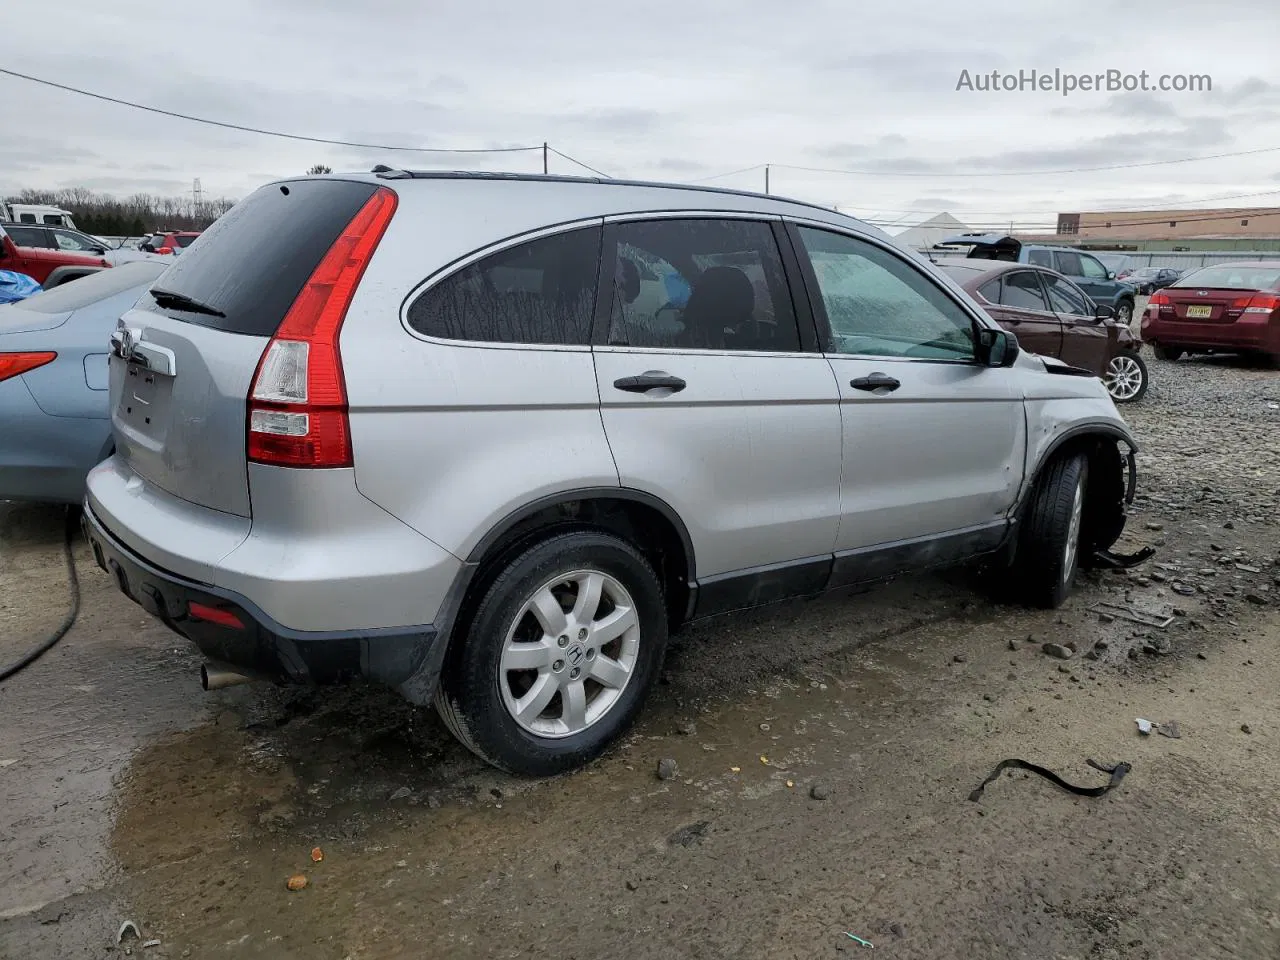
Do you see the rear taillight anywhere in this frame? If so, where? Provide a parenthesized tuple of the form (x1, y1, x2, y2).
(1241, 293, 1280, 314)
(247, 186, 397, 468)
(0, 351, 56, 383)
(1148, 292, 1169, 306)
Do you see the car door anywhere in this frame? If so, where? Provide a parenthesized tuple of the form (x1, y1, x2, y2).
(1055, 249, 1115, 303)
(1043, 272, 1110, 374)
(50, 228, 104, 254)
(786, 222, 1025, 586)
(977, 270, 1063, 359)
(591, 215, 842, 611)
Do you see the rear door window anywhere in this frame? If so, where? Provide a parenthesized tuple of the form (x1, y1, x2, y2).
(1055, 251, 1084, 276)
(141, 178, 379, 336)
(605, 218, 800, 352)
(1027, 249, 1053, 268)
(5, 225, 50, 247)
(1001, 271, 1051, 311)
(406, 226, 602, 346)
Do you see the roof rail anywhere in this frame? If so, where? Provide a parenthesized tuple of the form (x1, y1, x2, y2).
(366, 165, 852, 219)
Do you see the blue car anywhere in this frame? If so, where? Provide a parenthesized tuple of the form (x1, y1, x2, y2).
(0, 260, 167, 503)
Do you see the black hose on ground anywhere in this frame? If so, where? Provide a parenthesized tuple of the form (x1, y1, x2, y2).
(0, 506, 81, 683)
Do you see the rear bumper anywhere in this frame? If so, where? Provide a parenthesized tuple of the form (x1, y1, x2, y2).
(1141, 314, 1278, 353)
(82, 501, 444, 698)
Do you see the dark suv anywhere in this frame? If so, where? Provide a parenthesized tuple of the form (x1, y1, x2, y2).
(940, 234, 1138, 325)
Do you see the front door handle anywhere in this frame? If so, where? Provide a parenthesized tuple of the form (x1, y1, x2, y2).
(850, 373, 901, 393)
(613, 372, 687, 394)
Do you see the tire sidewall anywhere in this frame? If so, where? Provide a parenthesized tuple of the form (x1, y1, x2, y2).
(444, 531, 668, 775)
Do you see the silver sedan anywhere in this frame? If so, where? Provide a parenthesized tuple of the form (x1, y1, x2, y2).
(0, 260, 167, 503)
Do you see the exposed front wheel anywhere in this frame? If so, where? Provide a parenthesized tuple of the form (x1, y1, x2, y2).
(1013, 454, 1089, 609)
(1154, 345, 1184, 362)
(1114, 300, 1134, 325)
(435, 530, 668, 776)
(1104, 352, 1149, 403)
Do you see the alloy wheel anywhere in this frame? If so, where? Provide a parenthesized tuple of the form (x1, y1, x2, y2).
(1104, 354, 1145, 401)
(498, 570, 641, 738)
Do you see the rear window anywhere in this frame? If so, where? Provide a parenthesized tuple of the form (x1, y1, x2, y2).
(16, 260, 168, 314)
(5, 225, 48, 247)
(173, 234, 197, 248)
(145, 179, 378, 336)
(1173, 265, 1280, 290)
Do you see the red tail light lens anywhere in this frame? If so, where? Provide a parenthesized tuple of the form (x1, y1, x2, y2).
(247, 186, 397, 468)
(0, 351, 56, 383)
(1148, 291, 1169, 306)
(1242, 293, 1280, 314)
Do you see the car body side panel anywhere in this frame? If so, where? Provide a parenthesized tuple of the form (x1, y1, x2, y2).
(347, 339, 619, 561)
(0, 376, 110, 503)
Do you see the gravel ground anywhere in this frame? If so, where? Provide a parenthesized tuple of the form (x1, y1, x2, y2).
(1, 349, 1278, 960)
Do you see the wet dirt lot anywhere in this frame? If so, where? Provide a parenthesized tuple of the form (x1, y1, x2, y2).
(2, 353, 1279, 960)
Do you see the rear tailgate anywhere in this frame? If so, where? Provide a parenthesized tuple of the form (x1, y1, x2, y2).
(109, 178, 380, 517)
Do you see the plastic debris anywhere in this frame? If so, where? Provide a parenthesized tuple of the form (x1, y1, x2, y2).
(845, 932, 874, 948)
(759, 755, 769, 764)
(729, 766, 741, 773)
(143, 940, 161, 949)
(786, 780, 795, 788)
(117, 921, 141, 944)
(969, 758, 1131, 802)
(286, 874, 308, 891)
(1089, 601, 1173, 629)
(311, 846, 324, 862)
(1136, 718, 1153, 735)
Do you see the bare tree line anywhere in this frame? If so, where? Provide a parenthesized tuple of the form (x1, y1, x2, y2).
(4, 187, 238, 236)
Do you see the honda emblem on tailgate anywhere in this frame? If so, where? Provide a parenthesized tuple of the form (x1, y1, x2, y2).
(110, 319, 140, 361)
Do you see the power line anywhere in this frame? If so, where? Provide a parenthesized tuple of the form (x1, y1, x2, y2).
(682, 164, 767, 184)
(548, 147, 612, 178)
(0, 66, 540, 154)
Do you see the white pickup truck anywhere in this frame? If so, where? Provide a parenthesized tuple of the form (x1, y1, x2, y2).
(0, 202, 79, 229)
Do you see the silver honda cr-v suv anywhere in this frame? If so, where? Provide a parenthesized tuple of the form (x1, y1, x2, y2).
(83, 168, 1139, 775)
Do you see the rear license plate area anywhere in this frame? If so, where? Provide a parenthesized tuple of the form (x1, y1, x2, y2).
(1185, 305, 1213, 319)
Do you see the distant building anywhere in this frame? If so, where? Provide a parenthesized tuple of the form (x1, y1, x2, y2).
(1003, 207, 1280, 254)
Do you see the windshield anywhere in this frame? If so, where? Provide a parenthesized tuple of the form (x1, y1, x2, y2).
(1173, 265, 1280, 290)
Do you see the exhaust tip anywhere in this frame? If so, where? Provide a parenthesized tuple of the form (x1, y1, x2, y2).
(201, 661, 253, 691)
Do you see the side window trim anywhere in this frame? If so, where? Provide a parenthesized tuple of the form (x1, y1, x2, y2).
(592, 215, 809, 355)
(399, 216, 605, 351)
(782, 218, 994, 361)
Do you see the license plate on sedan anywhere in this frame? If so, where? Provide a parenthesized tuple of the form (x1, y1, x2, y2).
(1186, 305, 1213, 319)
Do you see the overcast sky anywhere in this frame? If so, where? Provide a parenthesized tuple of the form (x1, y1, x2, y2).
(5, 0, 1280, 229)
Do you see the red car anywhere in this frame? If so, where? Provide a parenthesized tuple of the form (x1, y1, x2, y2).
(1141, 261, 1280, 364)
(0, 223, 110, 286)
(140, 231, 201, 255)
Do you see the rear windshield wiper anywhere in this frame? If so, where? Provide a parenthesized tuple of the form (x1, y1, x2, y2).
(150, 288, 225, 318)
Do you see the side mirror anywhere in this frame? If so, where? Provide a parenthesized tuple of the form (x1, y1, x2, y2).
(1106, 270, 1116, 280)
(91, 245, 107, 255)
(976, 327, 1019, 368)
(1094, 303, 1115, 320)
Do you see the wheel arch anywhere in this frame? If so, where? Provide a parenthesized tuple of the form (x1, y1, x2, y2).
(1016, 424, 1137, 557)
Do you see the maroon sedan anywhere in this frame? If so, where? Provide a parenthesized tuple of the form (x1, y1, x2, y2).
(1140, 261, 1280, 365)
(940, 261, 1149, 402)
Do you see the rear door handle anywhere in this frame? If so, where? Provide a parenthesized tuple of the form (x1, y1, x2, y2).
(850, 373, 901, 393)
(613, 372, 687, 394)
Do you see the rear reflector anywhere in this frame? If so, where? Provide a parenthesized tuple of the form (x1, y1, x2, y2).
(247, 186, 398, 468)
(0, 351, 57, 383)
(188, 601, 244, 629)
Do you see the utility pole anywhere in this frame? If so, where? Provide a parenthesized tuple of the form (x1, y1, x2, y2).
(543, 142, 549, 175)
(192, 178, 203, 223)
(764, 164, 770, 194)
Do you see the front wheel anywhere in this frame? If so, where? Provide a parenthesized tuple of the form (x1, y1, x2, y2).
(1114, 300, 1134, 325)
(1104, 352, 1149, 403)
(1013, 454, 1089, 609)
(435, 530, 668, 776)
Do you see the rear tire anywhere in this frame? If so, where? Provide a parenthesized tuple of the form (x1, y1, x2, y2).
(1154, 345, 1183, 362)
(1114, 300, 1134, 325)
(435, 530, 668, 776)
(1013, 454, 1089, 609)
